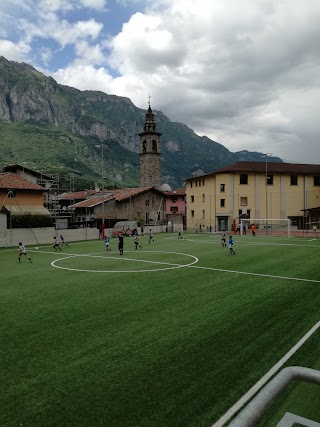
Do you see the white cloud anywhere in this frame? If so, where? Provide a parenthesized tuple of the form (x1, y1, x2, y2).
(37, 0, 107, 12)
(51, 64, 114, 92)
(79, 0, 107, 10)
(0, 0, 320, 163)
(0, 39, 31, 61)
(17, 16, 103, 48)
(39, 47, 53, 65)
(102, 0, 320, 162)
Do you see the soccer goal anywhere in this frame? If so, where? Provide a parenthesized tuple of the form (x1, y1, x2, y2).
(240, 218, 291, 238)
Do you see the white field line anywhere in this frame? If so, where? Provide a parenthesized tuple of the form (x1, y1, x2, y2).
(212, 319, 320, 427)
(185, 238, 320, 248)
(189, 265, 320, 283)
(50, 251, 199, 273)
(26, 250, 320, 283)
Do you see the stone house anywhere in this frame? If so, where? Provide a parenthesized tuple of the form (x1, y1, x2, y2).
(70, 186, 166, 228)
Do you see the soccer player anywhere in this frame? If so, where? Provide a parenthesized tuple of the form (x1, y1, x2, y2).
(18, 242, 32, 263)
(104, 235, 111, 252)
(221, 232, 226, 247)
(60, 235, 69, 247)
(148, 229, 154, 244)
(228, 236, 235, 255)
(134, 234, 142, 249)
(178, 229, 184, 240)
(118, 232, 124, 255)
(53, 236, 62, 251)
(251, 224, 256, 238)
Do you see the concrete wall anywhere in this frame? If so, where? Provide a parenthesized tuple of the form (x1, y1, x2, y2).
(0, 224, 175, 248)
(0, 227, 99, 248)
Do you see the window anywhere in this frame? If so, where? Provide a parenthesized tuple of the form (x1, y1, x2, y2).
(290, 175, 298, 186)
(202, 194, 205, 202)
(220, 184, 225, 192)
(191, 210, 194, 218)
(239, 209, 251, 219)
(314, 176, 320, 186)
(157, 211, 160, 220)
(170, 206, 178, 213)
(142, 140, 147, 153)
(267, 175, 273, 185)
(191, 195, 194, 203)
(240, 197, 247, 206)
(199, 180, 201, 187)
(220, 199, 225, 207)
(145, 199, 150, 206)
(202, 210, 205, 218)
(202, 179, 205, 186)
(240, 174, 248, 185)
(152, 140, 157, 152)
(190, 181, 193, 188)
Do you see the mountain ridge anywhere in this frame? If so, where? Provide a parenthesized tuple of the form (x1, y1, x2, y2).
(0, 56, 282, 190)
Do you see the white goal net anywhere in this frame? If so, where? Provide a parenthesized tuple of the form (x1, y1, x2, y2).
(240, 218, 291, 238)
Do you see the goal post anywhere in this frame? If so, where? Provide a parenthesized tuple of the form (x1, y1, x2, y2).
(240, 218, 291, 238)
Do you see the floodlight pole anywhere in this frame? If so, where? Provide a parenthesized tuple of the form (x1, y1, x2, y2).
(101, 144, 105, 232)
(264, 154, 273, 235)
(95, 144, 106, 238)
(9, 189, 12, 247)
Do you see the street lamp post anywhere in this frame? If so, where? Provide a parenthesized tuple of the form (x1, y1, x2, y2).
(95, 144, 106, 237)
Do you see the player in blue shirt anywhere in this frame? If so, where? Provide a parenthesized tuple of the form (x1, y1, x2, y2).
(104, 235, 111, 252)
(228, 236, 235, 255)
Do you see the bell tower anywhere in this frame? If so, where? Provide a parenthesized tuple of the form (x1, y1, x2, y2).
(139, 100, 161, 188)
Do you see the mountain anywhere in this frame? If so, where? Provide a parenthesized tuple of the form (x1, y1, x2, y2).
(0, 56, 282, 190)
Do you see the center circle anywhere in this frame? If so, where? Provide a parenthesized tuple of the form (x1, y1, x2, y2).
(51, 250, 199, 273)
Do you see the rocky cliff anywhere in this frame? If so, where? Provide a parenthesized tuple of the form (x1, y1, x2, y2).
(0, 56, 282, 190)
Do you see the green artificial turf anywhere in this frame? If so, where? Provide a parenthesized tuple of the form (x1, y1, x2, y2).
(1, 233, 319, 426)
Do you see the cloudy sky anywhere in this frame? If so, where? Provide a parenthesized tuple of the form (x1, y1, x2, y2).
(0, 0, 320, 163)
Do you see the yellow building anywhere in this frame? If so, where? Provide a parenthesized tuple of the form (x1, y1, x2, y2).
(0, 172, 49, 215)
(185, 161, 320, 232)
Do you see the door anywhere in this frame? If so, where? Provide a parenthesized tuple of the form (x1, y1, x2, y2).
(218, 217, 228, 231)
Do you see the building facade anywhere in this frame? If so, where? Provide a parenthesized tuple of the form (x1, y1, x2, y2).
(185, 161, 320, 232)
(0, 172, 49, 215)
(70, 187, 166, 228)
(163, 188, 186, 230)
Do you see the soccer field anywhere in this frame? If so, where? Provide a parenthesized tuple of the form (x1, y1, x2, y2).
(1, 233, 320, 426)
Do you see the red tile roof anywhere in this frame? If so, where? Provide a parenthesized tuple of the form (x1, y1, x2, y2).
(114, 187, 153, 201)
(58, 189, 98, 200)
(163, 188, 185, 196)
(3, 164, 53, 180)
(0, 173, 45, 190)
(186, 161, 320, 179)
(70, 187, 158, 208)
(71, 193, 116, 208)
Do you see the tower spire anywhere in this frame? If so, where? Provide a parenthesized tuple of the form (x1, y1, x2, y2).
(139, 102, 162, 188)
